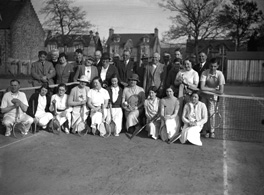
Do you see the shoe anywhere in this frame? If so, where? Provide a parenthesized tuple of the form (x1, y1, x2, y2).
(205, 133, 210, 138)
(114, 134, 119, 137)
(64, 127, 69, 134)
(210, 132, 215, 138)
(5, 130, 11, 137)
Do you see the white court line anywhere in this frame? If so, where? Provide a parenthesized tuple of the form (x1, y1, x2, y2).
(0, 133, 39, 150)
(222, 97, 228, 195)
(251, 94, 264, 108)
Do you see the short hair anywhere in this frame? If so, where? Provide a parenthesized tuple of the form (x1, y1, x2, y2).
(94, 50, 102, 56)
(174, 48, 181, 52)
(191, 91, 199, 97)
(10, 79, 20, 85)
(123, 49, 131, 54)
(163, 52, 171, 57)
(58, 83, 67, 89)
(210, 57, 218, 64)
(50, 49, 59, 55)
(39, 83, 49, 91)
(110, 73, 119, 82)
(153, 52, 160, 58)
(38, 51, 47, 56)
(75, 49, 83, 54)
(58, 52, 67, 60)
(92, 76, 103, 87)
(183, 58, 192, 64)
(148, 86, 158, 94)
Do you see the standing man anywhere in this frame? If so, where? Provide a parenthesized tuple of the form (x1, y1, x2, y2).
(116, 49, 135, 88)
(135, 54, 148, 87)
(163, 52, 173, 75)
(200, 58, 225, 138)
(193, 52, 210, 77)
(49, 49, 59, 67)
(174, 48, 182, 63)
(1, 79, 34, 136)
(31, 51, 56, 87)
(94, 50, 103, 67)
(143, 52, 166, 97)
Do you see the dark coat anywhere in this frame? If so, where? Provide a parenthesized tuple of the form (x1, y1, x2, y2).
(27, 93, 52, 118)
(193, 62, 210, 77)
(98, 64, 119, 88)
(116, 60, 136, 86)
(73, 65, 98, 82)
(55, 63, 74, 84)
(107, 86, 123, 108)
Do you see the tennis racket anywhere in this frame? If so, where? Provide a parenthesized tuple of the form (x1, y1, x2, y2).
(51, 102, 60, 135)
(77, 105, 89, 136)
(109, 102, 116, 136)
(12, 107, 26, 138)
(99, 104, 111, 138)
(159, 106, 169, 142)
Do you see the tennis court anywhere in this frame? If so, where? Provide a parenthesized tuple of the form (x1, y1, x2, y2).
(0, 82, 264, 195)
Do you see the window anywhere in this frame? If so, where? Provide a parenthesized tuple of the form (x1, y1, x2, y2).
(114, 37, 120, 43)
(48, 44, 57, 51)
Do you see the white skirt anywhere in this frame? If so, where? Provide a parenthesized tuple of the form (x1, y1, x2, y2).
(180, 125, 202, 146)
(107, 107, 123, 135)
(161, 116, 180, 139)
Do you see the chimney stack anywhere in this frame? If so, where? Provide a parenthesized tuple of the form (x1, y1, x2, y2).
(109, 28, 114, 37)
(154, 28, 158, 37)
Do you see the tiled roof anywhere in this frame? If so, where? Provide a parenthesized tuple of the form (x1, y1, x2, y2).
(186, 39, 236, 54)
(45, 34, 102, 49)
(0, 0, 26, 29)
(107, 33, 158, 47)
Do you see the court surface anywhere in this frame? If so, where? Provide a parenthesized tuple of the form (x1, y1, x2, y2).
(0, 130, 263, 195)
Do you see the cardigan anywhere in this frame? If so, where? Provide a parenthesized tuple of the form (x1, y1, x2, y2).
(27, 92, 51, 118)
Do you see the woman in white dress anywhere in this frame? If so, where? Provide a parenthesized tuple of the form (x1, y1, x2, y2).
(106, 74, 123, 136)
(49, 83, 72, 134)
(87, 76, 110, 136)
(144, 86, 161, 140)
(68, 75, 90, 133)
(180, 92, 208, 146)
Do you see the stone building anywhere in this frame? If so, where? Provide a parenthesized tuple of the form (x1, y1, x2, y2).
(45, 31, 103, 61)
(0, 0, 45, 76)
(106, 28, 161, 61)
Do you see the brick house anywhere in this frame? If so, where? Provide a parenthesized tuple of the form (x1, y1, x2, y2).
(0, 0, 45, 76)
(45, 31, 103, 61)
(106, 28, 161, 61)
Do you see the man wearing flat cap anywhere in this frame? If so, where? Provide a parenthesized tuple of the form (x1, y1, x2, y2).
(31, 51, 56, 87)
(73, 55, 98, 86)
(98, 52, 119, 88)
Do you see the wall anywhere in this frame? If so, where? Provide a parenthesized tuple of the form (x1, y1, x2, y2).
(0, 30, 11, 74)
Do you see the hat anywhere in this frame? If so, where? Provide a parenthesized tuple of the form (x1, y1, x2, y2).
(101, 52, 110, 60)
(77, 75, 89, 83)
(128, 73, 140, 82)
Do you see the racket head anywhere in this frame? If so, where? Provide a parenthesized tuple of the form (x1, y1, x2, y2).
(13, 122, 26, 138)
(110, 121, 116, 135)
(52, 118, 61, 135)
(98, 122, 107, 137)
(160, 125, 168, 142)
(77, 121, 89, 136)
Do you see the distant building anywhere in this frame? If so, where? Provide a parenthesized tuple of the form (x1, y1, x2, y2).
(45, 31, 103, 61)
(186, 39, 236, 59)
(106, 28, 161, 61)
(0, 0, 45, 75)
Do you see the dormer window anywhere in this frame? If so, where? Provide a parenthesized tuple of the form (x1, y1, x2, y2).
(143, 37, 149, 43)
(74, 43, 83, 50)
(114, 37, 120, 43)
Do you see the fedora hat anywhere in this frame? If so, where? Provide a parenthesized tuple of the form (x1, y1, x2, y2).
(128, 73, 140, 82)
(77, 75, 89, 83)
(101, 52, 110, 60)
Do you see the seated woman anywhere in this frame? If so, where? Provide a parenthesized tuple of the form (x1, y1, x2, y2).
(180, 92, 208, 146)
(122, 74, 145, 133)
(106, 74, 123, 136)
(27, 83, 53, 130)
(144, 86, 161, 140)
(160, 87, 181, 139)
(87, 77, 110, 136)
(68, 75, 90, 133)
(49, 83, 72, 134)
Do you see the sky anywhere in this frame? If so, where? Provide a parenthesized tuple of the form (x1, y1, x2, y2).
(31, 0, 264, 43)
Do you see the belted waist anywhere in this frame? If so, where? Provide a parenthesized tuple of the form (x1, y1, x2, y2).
(57, 108, 66, 112)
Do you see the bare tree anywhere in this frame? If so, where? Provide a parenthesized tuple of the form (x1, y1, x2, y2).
(40, 0, 93, 35)
(217, 0, 263, 51)
(159, 0, 224, 59)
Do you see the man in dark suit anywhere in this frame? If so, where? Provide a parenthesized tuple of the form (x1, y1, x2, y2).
(98, 52, 119, 88)
(116, 49, 136, 88)
(163, 52, 174, 77)
(135, 54, 148, 87)
(31, 51, 56, 87)
(193, 52, 210, 77)
(94, 50, 103, 67)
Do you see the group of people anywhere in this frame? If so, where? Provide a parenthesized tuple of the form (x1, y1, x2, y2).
(0, 48, 225, 146)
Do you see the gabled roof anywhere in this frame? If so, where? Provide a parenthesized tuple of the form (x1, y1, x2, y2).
(0, 0, 27, 29)
(45, 34, 102, 49)
(107, 33, 158, 47)
(186, 39, 236, 54)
